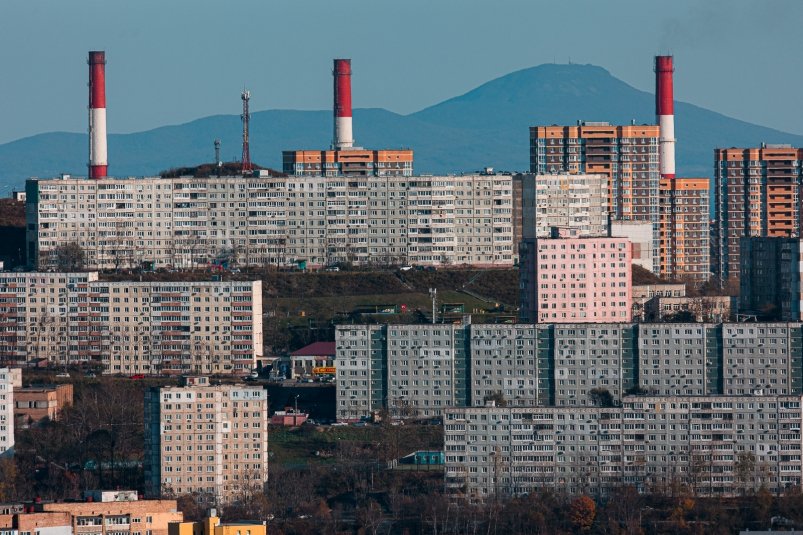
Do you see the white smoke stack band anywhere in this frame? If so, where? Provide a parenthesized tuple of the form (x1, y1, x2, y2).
(659, 114, 675, 178)
(89, 107, 108, 167)
(335, 116, 353, 149)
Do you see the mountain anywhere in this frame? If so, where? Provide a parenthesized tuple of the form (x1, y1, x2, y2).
(1, 63, 802, 189)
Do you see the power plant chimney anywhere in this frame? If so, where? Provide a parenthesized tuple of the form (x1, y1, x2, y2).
(88, 51, 108, 179)
(655, 55, 675, 179)
(333, 59, 354, 150)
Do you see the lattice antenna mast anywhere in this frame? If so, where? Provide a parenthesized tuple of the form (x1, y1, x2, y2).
(241, 90, 252, 173)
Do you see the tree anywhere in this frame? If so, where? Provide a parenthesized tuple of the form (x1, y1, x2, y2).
(589, 387, 615, 407)
(569, 495, 596, 533)
(483, 391, 508, 407)
(54, 242, 86, 271)
(735, 451, 757, 495)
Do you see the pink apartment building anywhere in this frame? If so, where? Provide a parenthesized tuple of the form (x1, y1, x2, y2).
(519, 233, 632, 323)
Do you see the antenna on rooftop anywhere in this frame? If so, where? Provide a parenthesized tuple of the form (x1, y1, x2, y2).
(241, 90, 252, 174)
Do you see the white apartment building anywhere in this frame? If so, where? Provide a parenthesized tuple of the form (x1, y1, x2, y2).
(445, 395, 803, 499)
(0, 272, 262, 375)
(144, 376, 269, 505)
(520, 173, 609, 239)
(26, 173, 514, 270)
(0, 368, 14, 455)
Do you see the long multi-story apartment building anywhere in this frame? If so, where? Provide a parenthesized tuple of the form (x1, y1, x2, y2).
(336, 322, 803, 420)
(658, 177, 710, 281)
(26, 173, 514, 270)
(530, 123, 660, 225)
(445, 395, 803, 498)
(519, 233, 632, 324)
(144, 377, 269, 505)
(0, 272, 262, 375)
(714, 144, 803, 280)
(519, 173, 609, 238)
(282, 149, 413, 177)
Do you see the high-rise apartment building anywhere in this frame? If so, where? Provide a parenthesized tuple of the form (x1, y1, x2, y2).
(658, 177, 710, 281)
(714, 145, 803, 280)
(445, 395, 803, 498)
(336, 322, 803, 420)
(0, 368, 14, 455)
(282, 149, 413, 177)
(529, 123, 660, 224)
(519, 173, 609, 239)
(519, 233, 632, 324)
(26, 174, 514, 270)
(144, 377, 269, 504)
(0, 273, 262, 375)
(740, 237, 803, 321)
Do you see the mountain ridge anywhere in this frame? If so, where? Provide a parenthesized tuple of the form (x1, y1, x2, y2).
(1, 63, 802, 188)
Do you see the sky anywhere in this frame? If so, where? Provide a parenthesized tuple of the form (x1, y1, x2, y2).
(0, 0, 801, 144)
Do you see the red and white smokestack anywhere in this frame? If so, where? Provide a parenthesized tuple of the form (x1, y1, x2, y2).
(88, 51, 108, 179)
(333, 59, 354, 150)
(655, 55, 675, 179)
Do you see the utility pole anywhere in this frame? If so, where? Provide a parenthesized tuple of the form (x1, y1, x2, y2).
(429, 288, 437, 324)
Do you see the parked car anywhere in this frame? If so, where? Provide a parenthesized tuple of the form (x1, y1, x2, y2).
(55, 372, 70, 378)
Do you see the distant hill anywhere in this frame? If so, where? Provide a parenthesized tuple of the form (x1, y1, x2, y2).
(1, 63, 802, 188)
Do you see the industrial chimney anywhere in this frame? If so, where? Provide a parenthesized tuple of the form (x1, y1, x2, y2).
(88, 51, 108, 179)
(655, 55, 675, 179)
(333, 59, 354, 150)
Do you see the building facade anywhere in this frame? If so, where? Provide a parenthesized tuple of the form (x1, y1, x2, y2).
(529, 123, 660, 225)
(740, 237, 803, 321)
(336, 322, 803, 421)
(658, 177, 710, 281)
(144, 377, 269, 504)
(0, 273, 262, 376)
(282, 149, 413, 177)
(519, 173, 609, 239)
(610, 221, 655, 273)
(0, 368, 13, 455)
(445, 395, 803, 498)
(714, 145, 803, 280)
(14, 383, 73, 426)
(34, 491, 183, 535)
(26, 173, 514, 270)
(519, 234, 632, 323)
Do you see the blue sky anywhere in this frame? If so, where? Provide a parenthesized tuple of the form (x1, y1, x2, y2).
(0, 0, 801, 144)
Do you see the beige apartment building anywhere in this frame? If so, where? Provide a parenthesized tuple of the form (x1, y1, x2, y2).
(26, 173, 515, 270)
(0, 272, 262, 375)
(144, 377, 269, 505)
(445, 395, 803, 498)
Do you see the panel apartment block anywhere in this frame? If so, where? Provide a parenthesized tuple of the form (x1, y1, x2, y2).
(445, 395, 803, 498)
(714, 145, 803, 280)
(519, 236, 632, 323)
(338, 322, 803, 421)
(658, 177, 710, 281)
(0, 273, 262, 375)
(519, 173, 609, 239)
(336, 324, 469, 421)
(740, 237, 803, 321)
(144, 377, 269, 504)
(26, 174, 514, 270)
